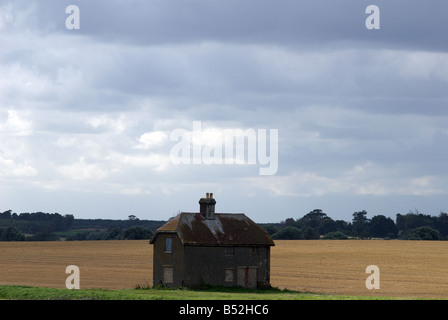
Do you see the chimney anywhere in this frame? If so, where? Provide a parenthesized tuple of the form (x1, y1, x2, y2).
(199, 193, 216, 219)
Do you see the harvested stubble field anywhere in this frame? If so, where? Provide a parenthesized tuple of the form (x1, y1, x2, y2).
(1, 239, 448, 299)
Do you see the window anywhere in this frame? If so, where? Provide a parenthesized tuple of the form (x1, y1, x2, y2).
(225, 269, 234, 283)
(224, 247, 235, 256)
(249, 247, 259, 256)
(165, 237, 172, 253)
(163, 265, 173, 284)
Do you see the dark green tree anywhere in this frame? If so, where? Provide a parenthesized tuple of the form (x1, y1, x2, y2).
(106, 227, 122, 240)
(369, 215, 397, 238)
(396, 210, 436, 232)
(334, 220, 352, 234)
(319, 218, 337, 235)
(0, 210, 12, 219)
(0, 227, 25, 241)
(261, 224, 278, 235)
(299, 209, 328, 229)
(298, 209, 335, 237)
(353, 210, 369, 224)
(302, 226, 320, 239)
(271, 226, 304, 240)
(322, 231, 349, 240)
(435, 212, 448, 238)
(401, 226, 439, 240)
(352, 210, 370, 238)
(123, 226, 153, 240)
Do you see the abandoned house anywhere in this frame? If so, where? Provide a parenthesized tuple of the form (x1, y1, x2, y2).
(149, 193, 275, 289)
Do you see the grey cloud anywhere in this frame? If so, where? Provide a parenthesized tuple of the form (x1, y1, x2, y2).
(3, 1, 447, 116)
(1, 0, 448, 221)
(4, 0, 447, 51)
(81, 0, 448, 52)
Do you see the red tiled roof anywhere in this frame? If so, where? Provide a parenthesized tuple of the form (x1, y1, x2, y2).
(150, 212, 274, 246)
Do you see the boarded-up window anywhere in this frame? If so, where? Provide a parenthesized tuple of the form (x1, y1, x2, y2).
(163, 265, 173, 284)
(165, 237, 172, 253)
(249, 247, 259, 256)
(237, 267, 257, 289)
(225, 269, 234, 283)
(224, 247, 235, 256)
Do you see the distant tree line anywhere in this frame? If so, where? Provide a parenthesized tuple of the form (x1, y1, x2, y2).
(0, 210, 164, 241)
(0, 210, 74, 233)
(0, 210, 74, 241)
(261, 209, 448, 241)
(67, 225, 154, 241)
(3, 208, 447, 242)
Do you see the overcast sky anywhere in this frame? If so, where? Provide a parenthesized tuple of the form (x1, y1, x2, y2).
(1, 1, 447, 222)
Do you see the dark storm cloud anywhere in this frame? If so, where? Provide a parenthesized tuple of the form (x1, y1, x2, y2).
(3, 1, 447, 115)
(6, 0, 447, 51)
(83, 0, 447, 52)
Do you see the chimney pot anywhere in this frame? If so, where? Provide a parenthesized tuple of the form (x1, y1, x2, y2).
(199, 193, 216, 219)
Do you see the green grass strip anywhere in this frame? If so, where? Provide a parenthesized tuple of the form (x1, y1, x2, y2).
(0, 284, 409, 300)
